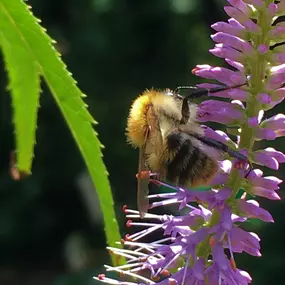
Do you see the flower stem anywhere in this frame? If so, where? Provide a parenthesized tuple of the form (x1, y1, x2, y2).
(229, 9, 268, 200)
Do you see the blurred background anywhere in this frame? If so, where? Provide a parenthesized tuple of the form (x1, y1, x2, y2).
(0, 0, 284, 284)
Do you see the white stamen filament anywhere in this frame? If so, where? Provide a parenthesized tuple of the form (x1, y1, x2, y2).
(181, 253, 191, 285)
(104, 265, 155, 284)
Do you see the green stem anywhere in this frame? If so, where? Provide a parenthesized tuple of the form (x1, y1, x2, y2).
(228, 8, 269, 200)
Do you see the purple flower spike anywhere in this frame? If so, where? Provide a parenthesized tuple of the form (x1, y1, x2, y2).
(98, 1, 285, 285)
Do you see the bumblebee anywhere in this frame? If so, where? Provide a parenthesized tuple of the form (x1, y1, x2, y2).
(126, 85, 248, 217)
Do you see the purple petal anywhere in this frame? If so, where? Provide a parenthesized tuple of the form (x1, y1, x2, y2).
(203, 126, 235, 146)
(211, 172, 229, 185)
(261, 147, 285, 162)
(247, 170, 282, 190)
(256, 128, 276, 140)
(244, 19, 261, 34)
(275, 129, 285, 137)
(210, 44, 244, 62)
(216, 187, 232, 201)
(252, 187, 281, 200)
(261, 113, 285, 130)
(197, 100, 245, 124)
(266, 73, 285, 90)
(272, 87, 285, 101)
(225, 58, 245, 72)
(192, 258, 205, 280)
(211, 21, 246, 37)
(238, 199, 274, 222)
(228, 88, 249, 100)
(253, 150, 279, 169)
(211, 32, 254, 55)
(266, 98, 285, 110)
(257, 92, 271, 104)
(193, 64, 245, 86)
(271, 63, 285, 74)
(248, 116, 259, 127)
(267, 3, 278, 17)
(269, 25, 285, 38)
(271, 53, 285, 64)
(212, 243, 228, 270)
(227, 0, 251, 15)
(224, 6, 249, 25)
(220, 205, 233, 230)
(230, 227, 261, 256)
(257, 44, 268, 54)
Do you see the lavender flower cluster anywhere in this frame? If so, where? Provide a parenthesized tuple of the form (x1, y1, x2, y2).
(95, 1, 285, 284)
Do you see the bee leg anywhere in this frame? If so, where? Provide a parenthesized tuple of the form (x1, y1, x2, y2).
(180, 98, 190, 124)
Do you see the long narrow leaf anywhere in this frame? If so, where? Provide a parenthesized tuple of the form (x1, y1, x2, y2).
(0, 8, 40, 173)
(0, 0, 123, 265)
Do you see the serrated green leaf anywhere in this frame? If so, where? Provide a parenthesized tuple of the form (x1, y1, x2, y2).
(0, 0, 123, 265)
(0, 7, 40, 173)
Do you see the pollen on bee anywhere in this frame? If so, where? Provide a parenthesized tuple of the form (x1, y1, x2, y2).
(126, 92, 152, 147)
(136, 170, 151, 180)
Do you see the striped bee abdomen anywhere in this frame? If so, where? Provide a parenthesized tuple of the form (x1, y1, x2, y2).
(166, 132, 218, 188)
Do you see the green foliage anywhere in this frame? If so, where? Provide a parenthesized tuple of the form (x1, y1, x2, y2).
(0, 0, 123, 265)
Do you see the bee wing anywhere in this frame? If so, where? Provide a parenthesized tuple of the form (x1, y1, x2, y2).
(137, 105, 163, 218)
(146, 105, 163, 155)
(137, 145, 150, 218)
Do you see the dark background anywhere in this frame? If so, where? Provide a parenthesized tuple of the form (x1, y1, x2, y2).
(0, 0, 284, 284)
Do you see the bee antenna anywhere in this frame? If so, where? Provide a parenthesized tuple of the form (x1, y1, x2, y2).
(175, 86, 209, 99)
(178, 83, 247, 124)
(175, 83, 247, 100)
